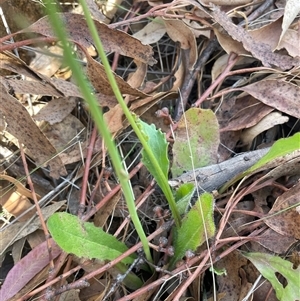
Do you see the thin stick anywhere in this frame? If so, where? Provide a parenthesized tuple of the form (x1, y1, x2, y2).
(19, 144, 54, 269)
(78, 126, 97, 217)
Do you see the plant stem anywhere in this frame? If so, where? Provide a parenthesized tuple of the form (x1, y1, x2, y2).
(44, 0, 152, 263)
(78, 0, 181, 227)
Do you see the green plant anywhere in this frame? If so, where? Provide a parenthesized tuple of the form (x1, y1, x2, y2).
(44, 0, 152, 263)
(44, 0, 218, 269)
(244, 252, 300, 301)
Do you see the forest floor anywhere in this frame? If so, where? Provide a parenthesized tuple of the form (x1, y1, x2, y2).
(0, 1, 300, 301)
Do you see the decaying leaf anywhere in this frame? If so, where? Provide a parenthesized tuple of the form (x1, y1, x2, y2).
(163, 18, 197, 68)
(0, 83, 67, 178)
(172, 108, 219, 178)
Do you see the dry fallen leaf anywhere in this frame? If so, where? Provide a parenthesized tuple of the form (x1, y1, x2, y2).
(277, 29, 300, 57)
(218, 95, 274, 132)
(0, 174, 40, 221)
(238, 79, 300, 119)
(163, 18, 197, 68)
(33, 97, 77, 125)
(133, 17, 166, 45)
(257, 228, 297, 254)
(29, 45, 63, 77)
(212, 5, 299, 70)
(214, 250, 248, 301)
(241, 112, 289, 146)
(265, 182, 300, 239)
(84, 48, 147, 97)
(0, 51, 45, 81)
(23, 13, 157, 66)
(0, 83, 67, 178)
(1, 78, 63, 97)
(279, 0, 300, 44)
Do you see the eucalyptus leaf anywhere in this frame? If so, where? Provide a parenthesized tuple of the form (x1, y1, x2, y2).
(47, 212, 136, 264)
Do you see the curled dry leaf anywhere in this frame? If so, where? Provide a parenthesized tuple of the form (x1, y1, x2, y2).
(163, 18, 197, 68)
(23, 13, 157, 65)
(0, 174, 40, 221)
(212, 5, 298, 70)
(241, 112, 289, 146)
(0, 83, 67, 179)
(279, 0, 300, 44)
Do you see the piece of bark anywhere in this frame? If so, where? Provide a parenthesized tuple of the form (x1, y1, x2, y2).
(169, 148, 270, 192)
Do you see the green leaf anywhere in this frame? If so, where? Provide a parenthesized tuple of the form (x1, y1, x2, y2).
(247, 132, 300, 172)
(47, 212, 135, 264)
(220, 132, 300, 193)
(172, 108, 219, 178)
(244, 252, 300, 301)
(137, 119, 169, 180)
(175, 183, 195, 215)
(169, 192, 215, 268)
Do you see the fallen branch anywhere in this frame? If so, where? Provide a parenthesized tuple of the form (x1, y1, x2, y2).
(169, 148, 270, 192)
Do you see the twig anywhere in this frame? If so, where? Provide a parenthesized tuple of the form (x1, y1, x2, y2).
(19, 144, 54, 269)
(78, 126, 97, 217)
(82, 161, 144, 221)
(193, 52, 239, 107)
(170, 147, 270, 192)
(174, 38, 219, 121)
